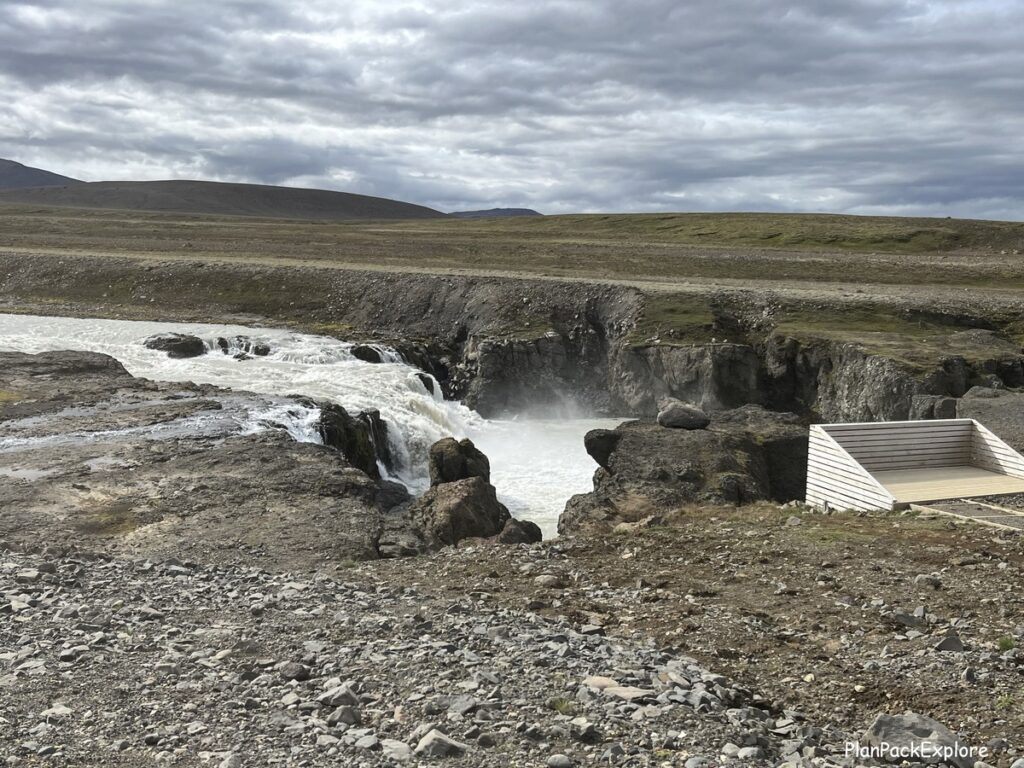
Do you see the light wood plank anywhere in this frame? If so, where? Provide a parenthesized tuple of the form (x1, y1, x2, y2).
(875, 466, 1024, 503)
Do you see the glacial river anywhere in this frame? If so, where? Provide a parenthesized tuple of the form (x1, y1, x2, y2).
(0, 313, 618, 536)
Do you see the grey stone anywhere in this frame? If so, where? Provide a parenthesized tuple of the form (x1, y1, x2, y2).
(143, 333, 206, 358)
(656, 399, 710, 429)
(278, 662, 311, 681)
(861, 712, 973, 768)
(318, 684, 360, 707)
(328, 705, 361, 725)
(415, 729, 469, 757)
(914, 573, 942, 589)
(138, 605, 165, 621)
(381, 739, 414, 762)
(534, 574, 568, 589)
(935, 635, 965, 653)
(546, 755, 572, 768)
(355, 734, 379, 750)
(603, 685, 655, 702)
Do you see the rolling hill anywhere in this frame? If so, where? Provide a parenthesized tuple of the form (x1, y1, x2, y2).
(0, 178, 445, 221)
(450, 208, 542, 219)
(0, 158, 81, 189)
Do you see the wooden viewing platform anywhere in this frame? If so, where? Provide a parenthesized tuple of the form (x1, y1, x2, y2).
(806, 419, 1024, 512)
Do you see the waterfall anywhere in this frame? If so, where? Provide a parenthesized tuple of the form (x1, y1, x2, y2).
(0, 313, 619, 535)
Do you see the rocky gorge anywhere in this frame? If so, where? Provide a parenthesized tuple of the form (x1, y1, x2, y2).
(4, 246, 1024, 766)
(4, 252, 1024, 427)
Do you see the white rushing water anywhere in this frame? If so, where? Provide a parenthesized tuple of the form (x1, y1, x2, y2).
(0, 313, 619, 536)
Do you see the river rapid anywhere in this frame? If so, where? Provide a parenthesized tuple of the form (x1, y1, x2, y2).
(0, 313, 618, 536)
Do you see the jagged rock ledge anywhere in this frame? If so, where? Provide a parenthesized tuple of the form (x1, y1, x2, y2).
(0, 350, 535, 570)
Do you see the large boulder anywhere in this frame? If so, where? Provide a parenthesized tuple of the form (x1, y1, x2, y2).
(143, 333, 206, 358)
(408, 476, 511, 548)
(494, 518, 543, 545)
(428, 437, 490, 485)
(351, 344, 384, 364)
(860, 712, 973, 768)
(315, 402, 382, 479)
(560, 405, 807, 535)
(656, 399, 710, 429)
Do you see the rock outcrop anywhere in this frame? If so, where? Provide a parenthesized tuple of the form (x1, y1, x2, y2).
(350, 344, 384, 363)
(408, 477, 511, 548)
(610, 343, 762, 416)
(387, 437, 542, 553)
(143, 332, 206, 358)
(314, 401, 384, 479)
(560, 405, 807, 534)
(428, 437, 490, 485)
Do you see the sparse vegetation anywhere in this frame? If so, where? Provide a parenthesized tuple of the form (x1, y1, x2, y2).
(997, 636, 1017, 652)
(0, 389, 21, 403)
(547, 696, 576, 715)
(2, 205, 1024, 290)
(629, 295, 716, 346)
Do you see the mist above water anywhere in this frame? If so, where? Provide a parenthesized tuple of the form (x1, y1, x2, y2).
(0, 313, 618, 536)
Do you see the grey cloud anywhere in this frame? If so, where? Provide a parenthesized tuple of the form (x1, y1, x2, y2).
(0, 0, 1021, 217)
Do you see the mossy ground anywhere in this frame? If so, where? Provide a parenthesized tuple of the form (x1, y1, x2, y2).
(74, 501, 140, 535)
(0, 389, 21, 403)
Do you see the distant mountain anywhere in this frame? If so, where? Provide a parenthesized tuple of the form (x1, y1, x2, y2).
(450, 208, 542, 219)
(0, 158, 81, 190)
(0, 179, 445, 221)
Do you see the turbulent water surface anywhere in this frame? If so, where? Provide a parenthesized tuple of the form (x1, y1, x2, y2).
(0, 313, 618, 535)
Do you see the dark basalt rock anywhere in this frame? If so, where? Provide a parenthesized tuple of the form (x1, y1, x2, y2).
(656, 399, 710, 429)
(217, 336, 271, 356)
(351, 344, 383, 364)
(428, 437, 490, 485)
(359, 409, 394, 472)
(408, 476, 511, 548)
(315, 402, 382, 479)
(144, 333, 206, 358)
(584, 429, 621, 469)
(494, 518, 543, 545)
(416, 372, 436, 395)
(561, 405, 808, 535)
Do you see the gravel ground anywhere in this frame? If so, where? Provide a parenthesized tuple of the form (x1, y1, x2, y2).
(5, 502, 1024, 767)
(1, 546, 860, 768)
(365, 505, 1024, 764)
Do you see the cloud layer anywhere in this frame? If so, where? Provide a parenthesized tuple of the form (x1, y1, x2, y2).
(1, 0, 1021, 217)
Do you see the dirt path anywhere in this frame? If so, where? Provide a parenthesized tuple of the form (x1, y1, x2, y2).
(4, 245, 1024, 317)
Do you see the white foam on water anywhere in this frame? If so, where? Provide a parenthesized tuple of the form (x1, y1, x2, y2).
(0, 313, 619, 536)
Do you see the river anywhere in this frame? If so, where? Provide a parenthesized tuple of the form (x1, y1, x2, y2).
(0, 313, 619, 536)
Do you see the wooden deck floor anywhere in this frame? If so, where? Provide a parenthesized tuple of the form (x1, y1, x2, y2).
(875, 466, 1024, 503)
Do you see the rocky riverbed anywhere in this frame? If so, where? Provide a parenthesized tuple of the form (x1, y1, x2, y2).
(0, 350, 530, 568)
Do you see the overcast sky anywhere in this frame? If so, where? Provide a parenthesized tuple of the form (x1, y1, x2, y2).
(1, 0, 1022, 217)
